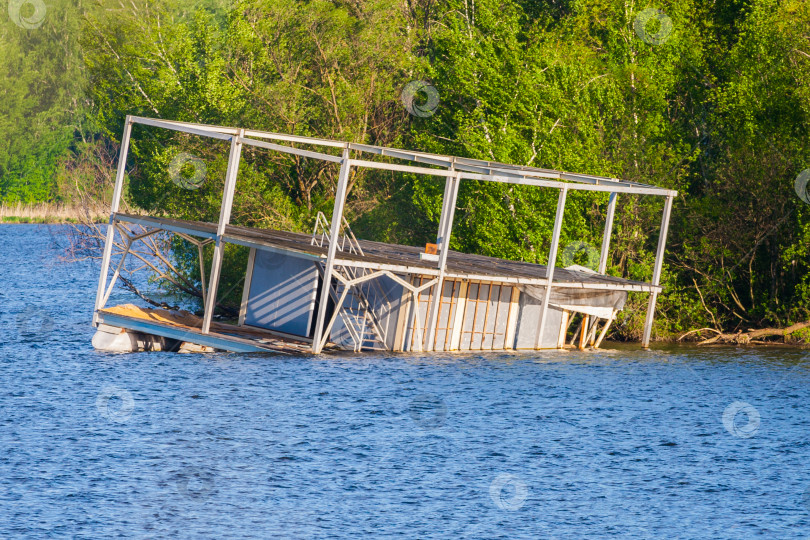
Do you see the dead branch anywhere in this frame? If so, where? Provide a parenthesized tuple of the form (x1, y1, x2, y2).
(677, 327, 720, 341)
(695, 320, 810, 345)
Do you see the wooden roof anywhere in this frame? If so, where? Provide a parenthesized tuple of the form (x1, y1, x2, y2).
(116, 213, 659, 292)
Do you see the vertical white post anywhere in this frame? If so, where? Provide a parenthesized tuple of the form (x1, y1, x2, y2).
(408, 293, 422, 353)
(436, 161, 455, 243)
(536, 187, 568, 348)
(598, 192, 617, 274)
(94, 116, 133, 325)
(202, 130, 244, 334)
(197, 243, 208, 305)
(238, 247, 256, 326)
(642, 194, 675, 348)
(311, 147, 352, 353)
(424, 172, 461, 351)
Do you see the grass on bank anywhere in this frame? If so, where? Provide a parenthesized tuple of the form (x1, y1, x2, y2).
(0, 202, 107, 224)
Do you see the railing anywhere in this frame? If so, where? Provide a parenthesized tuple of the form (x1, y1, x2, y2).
(311, 211, 364, 255)
(311, 212, 395, 351)
(340, 265, 394, 350)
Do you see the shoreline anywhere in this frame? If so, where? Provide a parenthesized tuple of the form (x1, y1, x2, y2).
(0, 202, 107, 224)
(1, 218, 105, 224)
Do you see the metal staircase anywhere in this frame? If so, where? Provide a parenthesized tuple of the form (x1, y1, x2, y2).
(312, 212, 392, 351)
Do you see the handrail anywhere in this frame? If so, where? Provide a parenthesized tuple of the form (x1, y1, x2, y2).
(311, 213, 394, 350)
(310, 211, 364, 255)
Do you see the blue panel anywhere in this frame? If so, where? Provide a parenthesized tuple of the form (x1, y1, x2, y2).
(245, 250, 319, 337)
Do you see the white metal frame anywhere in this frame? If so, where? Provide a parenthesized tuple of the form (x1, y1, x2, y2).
(94, 116, 677, 351)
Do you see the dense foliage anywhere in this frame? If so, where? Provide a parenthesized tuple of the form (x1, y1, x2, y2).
(2, 0, 809, 340)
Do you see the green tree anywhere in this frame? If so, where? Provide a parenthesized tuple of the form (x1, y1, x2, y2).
(0, 0, 92, 203)
(673, 0, 810, 331)
(81, 0, 414, 310)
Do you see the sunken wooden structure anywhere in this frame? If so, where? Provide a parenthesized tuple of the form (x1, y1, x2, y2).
(92, 116, 676, 354)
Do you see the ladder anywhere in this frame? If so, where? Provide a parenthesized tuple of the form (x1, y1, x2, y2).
(312, 212, 392, 351)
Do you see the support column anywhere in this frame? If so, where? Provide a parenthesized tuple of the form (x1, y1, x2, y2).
(436, 173, 453, 244)
(94, 116, 133, 325)
(642, 194, 675, 348)
(536, 187, 568, 348)
(311, 147, 352, 353)
(238, 248, 257, 326)
(424, 172, 461, 351)
(598, 192, 617, 274)
(202, 130, 244, 334)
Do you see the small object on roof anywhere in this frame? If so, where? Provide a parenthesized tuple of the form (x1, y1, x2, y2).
(420, 242, 440, 261)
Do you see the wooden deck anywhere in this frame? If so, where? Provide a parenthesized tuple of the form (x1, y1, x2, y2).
(97, 304, 318, 354)
(115, 212, 659, 292)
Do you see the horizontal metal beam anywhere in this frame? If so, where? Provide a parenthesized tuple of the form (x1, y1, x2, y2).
(407, 152, 658, 189)
(459, 172, 676, 197)
(347, 158, 460, 178)
(119, 214, 327, 262)
(222, 236, 324, 261)
(241, 137, 343, 163)
(348, 149, 530, 181)
(352, 145, 657, 190)
(243, 129, 347, 149)
(128, 116, 674, 197)
(132, 117, 347, 148)
(439, 271, 661, 292)
(131, 116, 234, 141)
(150, 118, 240, 136)
(333, 258, 441, 276)
(349, 143, 452, 169)
(348, 158, 676, 196)
(115, 214, 218, 240)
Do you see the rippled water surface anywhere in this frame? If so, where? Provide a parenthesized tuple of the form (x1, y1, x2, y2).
(2, 225, 810, 538)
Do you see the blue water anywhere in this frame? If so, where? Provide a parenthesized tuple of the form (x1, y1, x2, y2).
(1, 224, 809, 538)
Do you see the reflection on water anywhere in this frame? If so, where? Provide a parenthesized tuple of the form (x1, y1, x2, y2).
(1, 226, 809, 538)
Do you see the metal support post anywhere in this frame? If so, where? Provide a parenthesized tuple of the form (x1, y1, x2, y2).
(202, 129, 244, 334)
(642, 194, 674, 347)
(94, 116, 133, 324)
(424, 172, 461, 351)
(598, 192, 617, 274)
(311, 147, 352, 353)
(536, 187, 568, 348)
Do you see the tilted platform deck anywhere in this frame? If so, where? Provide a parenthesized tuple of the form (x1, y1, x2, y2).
(116, 213, 659, 293)
(95, 213, 660, 354)
(96, 304, 319, 354)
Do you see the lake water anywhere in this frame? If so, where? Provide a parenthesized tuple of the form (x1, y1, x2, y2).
(1, 224, 809, 538)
